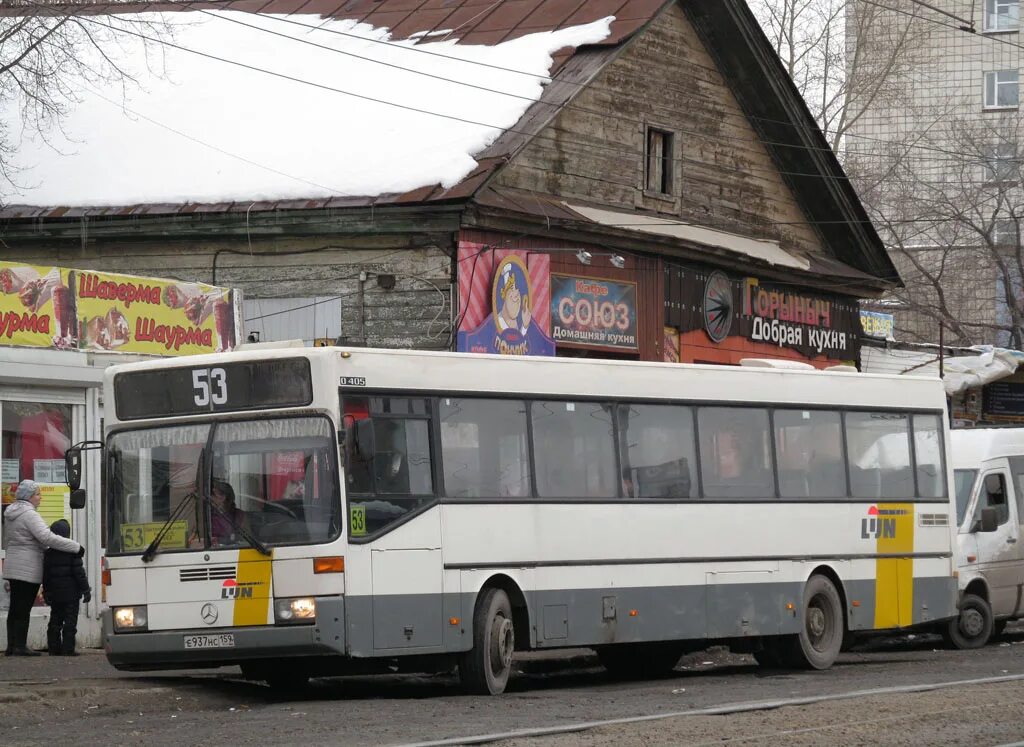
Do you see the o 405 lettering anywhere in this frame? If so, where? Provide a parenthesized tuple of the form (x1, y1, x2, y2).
(340, 376, 366, 387)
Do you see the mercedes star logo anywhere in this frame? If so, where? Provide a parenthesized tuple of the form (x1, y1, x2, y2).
(200, 603, 219, 625)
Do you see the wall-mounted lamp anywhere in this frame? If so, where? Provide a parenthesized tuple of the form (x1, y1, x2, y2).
(575, 249, 593, 265)
(609, 254, 625, 269)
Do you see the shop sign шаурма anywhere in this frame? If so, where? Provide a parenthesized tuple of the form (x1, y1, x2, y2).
(550, 274, 638, 351)
(0, 261, 239, 355)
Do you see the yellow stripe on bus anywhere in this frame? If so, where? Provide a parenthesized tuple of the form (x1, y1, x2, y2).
(874, 503, 914, 629)
(232, 548, 274, 627)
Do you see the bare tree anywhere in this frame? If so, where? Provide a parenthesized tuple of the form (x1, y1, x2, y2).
(0, 3, 168, 196)
(856, 118, 1024, 348)
(749, 0, 933, 153)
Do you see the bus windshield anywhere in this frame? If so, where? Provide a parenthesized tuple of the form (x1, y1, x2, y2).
(107, 416, 341, 554)
(954, 469, 978, 528)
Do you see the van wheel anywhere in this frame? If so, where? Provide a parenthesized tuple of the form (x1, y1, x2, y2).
(945, 594, 993, 649)
(598, 642, 684, 679)
(459, 588, 515, 695)
(779, 575, 844, 669)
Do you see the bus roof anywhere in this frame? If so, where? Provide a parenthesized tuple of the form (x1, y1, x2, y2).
(103, 346, 947, 415)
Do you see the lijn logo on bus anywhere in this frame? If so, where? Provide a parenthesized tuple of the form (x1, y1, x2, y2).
(221, 579, 261, 599)
(861, 505, 908, 540)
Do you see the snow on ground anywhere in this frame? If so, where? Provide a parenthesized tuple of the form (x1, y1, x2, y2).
(2, 11, 613, 206)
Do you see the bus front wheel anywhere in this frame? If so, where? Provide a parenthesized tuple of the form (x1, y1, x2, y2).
(780, 574, 844, 670)
(459, 587, 515, 695)
(944, 594, 993, 650)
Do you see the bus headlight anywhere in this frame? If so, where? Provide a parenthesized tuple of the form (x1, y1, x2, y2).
(274, 597, 316, 624)
(113, 606, 148, 632)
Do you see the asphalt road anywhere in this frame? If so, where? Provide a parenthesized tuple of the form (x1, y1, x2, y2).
(4, 628, 1024, 746)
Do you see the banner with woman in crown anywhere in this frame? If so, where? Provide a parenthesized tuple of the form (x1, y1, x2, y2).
(457, 251, 555, 357)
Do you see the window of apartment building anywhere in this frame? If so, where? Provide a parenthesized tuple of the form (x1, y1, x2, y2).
(984, 70, 1019, 108)
(645, 127, 675, 195)
(985, 0, 1020, 32)
(984, 143, 1020, 182)
(994, 219, 1020, 244)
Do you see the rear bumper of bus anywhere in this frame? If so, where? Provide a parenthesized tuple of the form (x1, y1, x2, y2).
(102, 597, 346, 670)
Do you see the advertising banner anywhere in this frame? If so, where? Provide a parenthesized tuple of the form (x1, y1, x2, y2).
(456, 243, 555, 356)
(0, 261, 239, 355)
(550, 274, 638, 350)
(663, 266, 861, 360)
(860, 310, 895, 339)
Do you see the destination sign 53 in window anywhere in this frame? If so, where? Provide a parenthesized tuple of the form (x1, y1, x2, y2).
(114, 358, 313, 420)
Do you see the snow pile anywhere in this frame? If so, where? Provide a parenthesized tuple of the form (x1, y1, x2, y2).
(2, 11, 613, 206)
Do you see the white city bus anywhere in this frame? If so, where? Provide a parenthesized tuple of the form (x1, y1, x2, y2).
(77, 347, 958, 694)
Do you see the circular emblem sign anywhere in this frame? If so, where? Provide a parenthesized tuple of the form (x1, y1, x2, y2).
(703, 271, 734, 343)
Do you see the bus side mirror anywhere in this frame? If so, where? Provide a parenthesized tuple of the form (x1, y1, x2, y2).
(980, 507, 999, 533)
(984, 474, 1004, 497)
(65, 447, 83, 491)
(70, 489, 86, 510)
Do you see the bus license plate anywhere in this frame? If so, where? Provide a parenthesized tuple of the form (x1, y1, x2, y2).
(183, 633, 235, 649)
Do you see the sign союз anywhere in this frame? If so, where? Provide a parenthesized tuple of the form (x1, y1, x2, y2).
(550, 274, 638, 351)
(0, 260, 239, 356)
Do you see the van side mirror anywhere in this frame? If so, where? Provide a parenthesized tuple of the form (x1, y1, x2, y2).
(70, 489, 86, 510)
(980, 507, 1000, 533)
(984, 473, 1005, 497)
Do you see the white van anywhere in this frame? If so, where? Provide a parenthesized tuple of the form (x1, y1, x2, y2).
(948, 427, 1024, 648)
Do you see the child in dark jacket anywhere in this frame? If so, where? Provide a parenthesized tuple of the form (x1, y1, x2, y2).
(42, 519, 91, 656)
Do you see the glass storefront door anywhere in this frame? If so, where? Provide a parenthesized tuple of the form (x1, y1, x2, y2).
(0, 392, 84, 612)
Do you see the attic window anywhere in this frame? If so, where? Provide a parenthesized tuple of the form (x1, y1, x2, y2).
(645, 127, 675, 196)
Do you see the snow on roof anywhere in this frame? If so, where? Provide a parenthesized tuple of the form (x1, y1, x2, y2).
(2, 10, 613, 207)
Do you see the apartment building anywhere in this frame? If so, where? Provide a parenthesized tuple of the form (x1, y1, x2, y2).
(847, 0, 1024, 346)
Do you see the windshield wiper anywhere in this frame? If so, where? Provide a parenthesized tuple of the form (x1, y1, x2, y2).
(204, 495, 271, 556)
(142, 491, 197, 563)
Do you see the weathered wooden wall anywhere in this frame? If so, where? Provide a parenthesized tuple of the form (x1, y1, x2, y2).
(494, 2, 825, 257)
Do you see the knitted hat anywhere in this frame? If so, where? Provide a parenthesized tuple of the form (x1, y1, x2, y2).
(15, 480, 40, 502)
(49, 519, 71, 538)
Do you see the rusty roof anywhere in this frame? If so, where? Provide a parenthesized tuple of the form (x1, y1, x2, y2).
(3, 0, 668, 69)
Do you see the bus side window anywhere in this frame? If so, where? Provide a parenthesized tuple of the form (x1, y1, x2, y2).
(846, 412, 913, 499)
(697, 407, 773, 500)
(912, 414, 945, 498)
(773, 409, 845, 499)
(618, 404, 696, 499)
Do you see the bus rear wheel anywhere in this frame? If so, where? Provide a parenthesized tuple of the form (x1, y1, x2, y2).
(597, 642, 684, 679)
(459, 587, 515, 695)
(779, 574, 844, 670)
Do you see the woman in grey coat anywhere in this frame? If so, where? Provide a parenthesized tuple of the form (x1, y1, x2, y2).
(3, 480, 82, 656)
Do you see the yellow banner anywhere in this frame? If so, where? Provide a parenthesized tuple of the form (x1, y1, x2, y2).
(120, 521, 188, 551)
(0, 261, 238, 356)
(37, 484, 71, 529)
